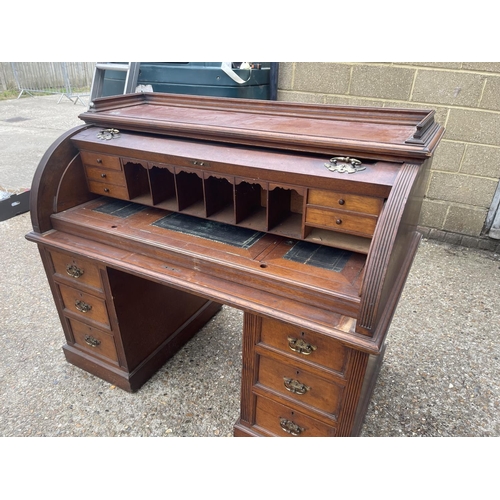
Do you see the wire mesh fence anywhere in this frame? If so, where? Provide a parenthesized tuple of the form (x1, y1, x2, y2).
(7, 62, 95, 105)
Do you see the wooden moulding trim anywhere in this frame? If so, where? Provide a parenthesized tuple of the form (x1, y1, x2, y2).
(240, 313, 261, 424)
(337, 349, 369, 436)
(79, 115, 438, 161)
(357, 163, 420, 334)
(87, 92, 435, 126)
(81, 93, 444, 160)
(405, 121, 444, 146)
(145, 92, 433, 123)
(29, 124, 91, 234)
(412, 110, 436, 139)
(62, 345, 132, 389)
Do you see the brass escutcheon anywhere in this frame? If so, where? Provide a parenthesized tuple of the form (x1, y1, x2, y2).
(324, 156, 365, 174)
(97, 128, 120, 140)
(280, 418, 305, 436)
(287, 337, 317, 355)
(84, 335, 101, 348)
(75, 300, 92, 313)
(284, 377, 310, 395)
(66, 264, 84, 279)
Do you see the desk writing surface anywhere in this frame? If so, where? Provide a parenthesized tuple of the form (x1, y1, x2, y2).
(50, 197, 365, 319)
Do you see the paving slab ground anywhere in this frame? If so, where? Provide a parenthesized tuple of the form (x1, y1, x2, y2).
(1, 96, 499, 444)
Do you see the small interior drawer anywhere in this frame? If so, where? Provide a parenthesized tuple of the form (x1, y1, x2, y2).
(49, 250, 102, 290)
(305, 206, 378, 237)
(87, 180, 130, 200)
(308, 189, 383, 215)
(80, 151, 122, 170)
(85, 165, 127, 186)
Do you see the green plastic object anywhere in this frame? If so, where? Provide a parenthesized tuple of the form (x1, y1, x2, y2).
(101, 62, 272, 100)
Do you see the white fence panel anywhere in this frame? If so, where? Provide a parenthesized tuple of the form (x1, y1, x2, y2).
(9, 62, 94, 105)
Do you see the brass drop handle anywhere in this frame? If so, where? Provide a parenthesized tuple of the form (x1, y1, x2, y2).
(284, 377, 310, 395)
(287, 337, 317, 355)
(84, 335, 101, 348)
(66, 264, 84, 279)
(75, 300, 92, 313)
(280, 418, 305, 436)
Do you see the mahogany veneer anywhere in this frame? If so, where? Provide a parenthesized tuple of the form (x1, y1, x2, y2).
(27, 93, 443, 436)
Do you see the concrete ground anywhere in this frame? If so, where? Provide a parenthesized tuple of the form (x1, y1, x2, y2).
(1, 95, 499, 438)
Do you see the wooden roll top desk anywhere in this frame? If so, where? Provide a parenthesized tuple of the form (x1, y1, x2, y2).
(27, 93, 444, 437)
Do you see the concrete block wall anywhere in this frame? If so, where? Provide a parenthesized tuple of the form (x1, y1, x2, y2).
(277, 62, 500, 251)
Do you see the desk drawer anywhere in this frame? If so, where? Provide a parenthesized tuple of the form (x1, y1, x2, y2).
(68, 318, 118, 363)
(305, 206, 377, 237)
(255, 396, 336, 437)
(87, 180, 130, 200)
(258, 355, 343, 416)
(259, 317, 348, 375)
(80, 151, 121, 170)
(308, 189, 383, 215)
(85, 165, 127, 186)
(58, 283, 110, 328)
(49, 250, 102, 291)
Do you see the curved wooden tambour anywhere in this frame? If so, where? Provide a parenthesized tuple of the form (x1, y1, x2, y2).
(30, 124, 93, 234)
(357, 162, 425, 337)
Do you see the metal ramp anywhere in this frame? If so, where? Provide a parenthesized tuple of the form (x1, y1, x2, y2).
(89, 62, 141, 107)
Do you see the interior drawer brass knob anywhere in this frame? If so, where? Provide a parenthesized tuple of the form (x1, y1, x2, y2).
(75, 300, 92, 313)
(101, 173, 106, 178)
(287, 337, 317, 355)
(279, 418, 305, 436)
(104, 188, 110, 193)
(338, 199, 345, 205)
(336, 219, 342, 225)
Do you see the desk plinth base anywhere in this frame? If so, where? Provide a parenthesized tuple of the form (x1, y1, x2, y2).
(233, 420, 264, 437)
(63, 300, 222, 393)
